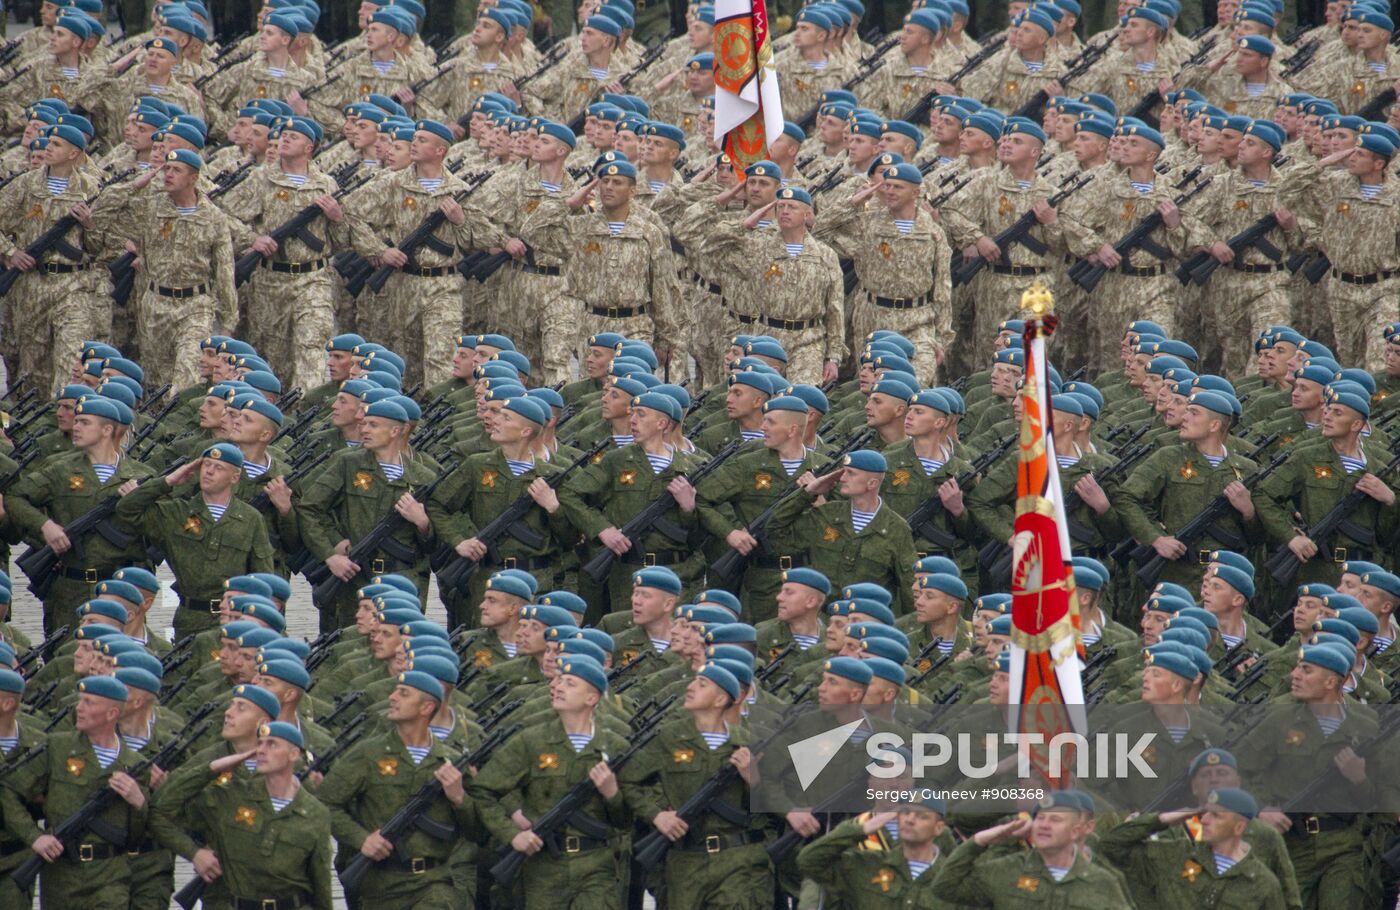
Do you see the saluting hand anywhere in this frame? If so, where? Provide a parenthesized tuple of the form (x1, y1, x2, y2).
(165, 458, 201, 487)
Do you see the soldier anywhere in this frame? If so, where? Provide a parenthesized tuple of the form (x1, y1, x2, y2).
(764, 450, 918, 614)
(816, 163, 953, 383)
(0, 676, 150, 910)
(797, 794, 949, 908)
(8, 396, 154, 634)
(959, 8, 1065, 111)
(221, 115, 344, 391)
(522, 16, 624, 120)
(318, 669, 477, 907)
(931, 792, 1134, 908)
(114, 443, 275, 641)
(0, 120, 108, 394)
(92, 149, 238, 390)
(1099, 789, 1288, 909)
(1256, 382, 1398, 583)
(705, 186, 846, 385)
(154, 720, 334, 910)
(299, 399, 439, 630)
(1116, 389, 1260, 587)
(516, 157, 687, 377)
(468, 654, 640, 909)
(341, 118, 504, 387)
(775, 8, 853, 120)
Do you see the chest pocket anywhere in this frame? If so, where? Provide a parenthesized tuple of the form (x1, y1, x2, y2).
(529, 750, 573, 802)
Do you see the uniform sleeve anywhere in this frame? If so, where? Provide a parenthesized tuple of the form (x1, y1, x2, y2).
(114, 476, 177, 544)
(210, 212, 239, 332)
(1254, 460, 1305, 546)
(296, 459, 350, 561)
(148, 757, 221, 860)
(1115, 449, 1173, 545)
(795, 817, 865, 890)
(557, 457, 613, 540)
(307, 809, 335, 910)
(465, 729, 533, 844)
(315, 744, 374, 851)
(246, 510, 276, 573)
(0, 745, 47, 843)
(425, 462, 480, 548)
(818, 244, 847, 363)
(5, 464, 54, 538)
(928, 838, 996, 904)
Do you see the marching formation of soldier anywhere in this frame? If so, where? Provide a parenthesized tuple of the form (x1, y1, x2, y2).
(0, 0, 1399, 907)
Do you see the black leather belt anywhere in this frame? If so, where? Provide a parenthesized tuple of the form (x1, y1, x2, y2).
(751, 554, 807, 570)
(380, 855, 443, 873)
(67, 842, 121, 862)
(516, 261, 562, 277)
(729, 310, 814, 331)
(619, 548, 687, 567)
(42, 261, 91, 274)
(60, 566, 115, 583)
(405, 265, 454, 278)
(548, 834, 611, 854)
(590, 304, 647, 318)
(151, 283, 208, 298)
(1329, 546, 1374, 563)
(125, 837, 159, 856)
(872, 295, 924, 309)
(1231, 261, 1285, 274)
(265, 258, 327, 273)
(703, 281, 722, 295)
(490, 554, 554, 571)
(990, 264, 1046, 276)
(1287, 814, 1354, 835)
(1118, 263, 1166, 277)
(675, 829, 766, 853)
(231, 895, 309, 910)
(1332, 268, 1396, 285)
(181, 598, 224, 614)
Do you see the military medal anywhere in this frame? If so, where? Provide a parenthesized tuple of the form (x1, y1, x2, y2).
(822, 526, 839, 542)
(353, 471, 374, 491)
(871, 869, 895, 892)
(619, 469, 637, 485)
(673, 748, 694, 764)
(892, 470, 910, 487)
(183, 516, 202, 534)
(538, 753, 559, 770)
(481, 469, 498, 488)
(68, 475, 85, 490)
(235, 806, 257, 827)
(1182, 860, 1202, 882)
(1016, 875, 1039, 892)
(377, 757, 399, 776)
(66, 757, 85, 777)
(754, 473, 772, 490)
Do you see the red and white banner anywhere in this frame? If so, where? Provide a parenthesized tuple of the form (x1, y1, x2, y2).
(712, 0, 784, 173)
(1007, 284, 1086, 784)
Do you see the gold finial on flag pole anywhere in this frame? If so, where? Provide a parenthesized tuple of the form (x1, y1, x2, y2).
(1021, 280, 1054, 317)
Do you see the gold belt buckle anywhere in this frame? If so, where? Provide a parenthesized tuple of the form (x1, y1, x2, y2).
(644, 552, 657, 567)
(78, 843, 95, 862)
(371, 558, 386, 574)
(779, 555, 793, 570)
(262, 900, 280, 910)
(501, 556, 518, 569)
(705, 835, 721, 854)
(410, 857, 427, 873)
(1333, 547, 1348, 563)
(84, 568, 99, 583)
(564, 835, 582, 854)
(1305, 816, 1321, 835)
(210, 599, 222, 614)
(607, 307, 620, 318)
(1197, 550, 1211, 565)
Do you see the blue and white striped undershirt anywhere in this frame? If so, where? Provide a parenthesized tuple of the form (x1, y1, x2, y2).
(1220, 632, 1243, 649)
(270, 795, 292, 812)
(757, 219, 773, 229)
(567, 732, 592, 752)
(648, 180, 664, 193)
(1015, 179, 1032, 190)
(1247, 178, 1265, 188)
(1360, 183, 1383, 201)
(371, 59, 395, 74)
(121, 719, 152, 752)
(1203, 448, 1227, 468)
(1315, 713, 1343, 736)
(92, 744, 120, 768)
(1163, 722, 1188, 743)
(1024, 60, 1043, 73)
(284, 173, 306, 187)
(607, 221, 626, 236)
(145, 82, 164, 94)
(243, 459, 270, 478)
(792, 633, 819, 650)
(267, 66, 286, 78)
(908, 858, 932, 878)
(418, 177, 443, 193)
(429, 715, 454, 741)
(650, 637, 670, 654)
(0, 733, 17, 753)
(1375, 635, 1393, 653)
(1367, 62, 1387, 74)
(910, 65, 927, 74)
(176, 205, 199, 215)
(406, 744, 430, 764)
(740, 429, 764, 441)
(780, 457, 804, 476)
(505, 458, 534, 476)
(46, 175, 69, 196)
(1046, 865, 1070, 882)
(884, 818, 900, 839)
(700, 730, 728, 750)
(935, 638, 955, 654)
(1214, 852, 1238, 874)
(918, 457, 944, 475)
(1245, 82, 1266, 97)
(893, 219, 915, 235)
(1083, 629, 1101, 646)
(244, 757, 258, 772)
(588, 66, 609, 79)
(380, 461, 404, 480)
(1135, 60, 1156, 73)
(1130, 181, 1153, 194)
(62, 66, 80, 79)
(851, 499, 881, 533)
(612, 434, 634, 447)
(541, 181, 561, 193)
(809, 60, 827, 71)
(785, 242, 804, 257)
(1339, 451, 1366, 474)
(92, 463, 117, 484)
(502, 641, 517, 658)
(1056, 454, 1078, 469)
(645, 451, 672, 473)
(206, 502, 228, 521)
(482, 61, 497, 71)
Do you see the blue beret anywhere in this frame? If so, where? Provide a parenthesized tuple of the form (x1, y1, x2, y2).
(1189, 748, 1236, 776)
(633, 567, 683, 594)
(113, 667, 160, 694)
(1360, 570, 1400, 598)
(918, 573, 968, 599)
(257, 659, 310, 689)
(235, 627, 281, 651)
(1122, 6, 1168, 28)
(364, 400, 409, 422)
(882, 162, 923, 184)
(1205, 787, 1259, 818)
(842, 582, 892, 606)
(231, 683, 279, 717)
(200, 442, 243, 468)
(1118, 122, 1165, 148)
(697, 589, 743, 615)
(74, 396, 131, 425)
(1016, 7, 1056, 33)
(1144, 646, 1198, 680)
(849, 598, 896, 625)
(256, 720, 303, 749)
(1206, 564, 1255, 599)
(763, 394, 809, 416)
(704, 623, 757, 644)
(1337, 607, 1379, 635)
(78, 598, 129, 624)
(1352, 9, 1394, 30)
(1187, 389, 1240, 417)
(408, 654, 460, 686)
(1325, 382, 1370, 418)
(370, 7, 415, 33)
(907, 9, 943, 32)
(863, 656, 907, 685)
(777, 186, 812, 206)
(0, 668, 25, 695)
(1244, 118, 1284, 150)
(1005, 116, 1046, 144)
(260, 638, 308, 661)
(914, 555, 961, 576)
(744, 159, 781, 179)
(597, 159, 637, 180)
(396, 669, 444, 702)
(585, 13, 622, 36)
(414, 118, 452, 144)
(539, 120, 576, 149)
(696, 5, 715, 24)
(484, 572, 534, 601)
(696, 662, 741, 700)
(1297, 644, 1351, 676)
(1358, 133, 1395, 159)
(1144, 594, 1191, 615)
(632, 391, 683, 422)
(502, 396, 549, 426)
(1072, 563, 1106, 591)
(782, 567, 831, 594)
(823, 656, 873, 685)
(558, 654, 609, 692)
(994, 348, 1025, 367)
(881, 119, 923, 147)
(842, 449, 888, 473)
(988, 615, 1013, 635)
